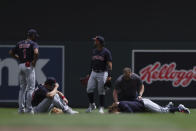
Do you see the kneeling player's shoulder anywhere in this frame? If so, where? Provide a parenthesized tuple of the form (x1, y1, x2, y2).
(116, 75, 124, 82)
(132, 73, 141, 79)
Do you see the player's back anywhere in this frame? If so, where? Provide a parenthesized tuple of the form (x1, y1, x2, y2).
(31, 85, 48, 106)
(14, 40, 38, 63)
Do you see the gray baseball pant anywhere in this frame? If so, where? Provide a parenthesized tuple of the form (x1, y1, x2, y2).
(142, 98, 169, 113)
(18, 63, 35, 113)
(87, 71, 108, 95)
(33, 94, 69, 113)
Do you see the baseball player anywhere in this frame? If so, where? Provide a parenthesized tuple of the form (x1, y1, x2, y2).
(108, 99, 190, 114)
(86, 36, 112, 114)
(113, 67, 144, 103)
(9, 29, 39, 113)
(113, 67, 190, 114)
(32, 77, 78, 114)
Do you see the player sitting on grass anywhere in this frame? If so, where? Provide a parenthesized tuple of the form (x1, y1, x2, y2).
(31, 77, 78, 114)
(108, 99, 190, 114)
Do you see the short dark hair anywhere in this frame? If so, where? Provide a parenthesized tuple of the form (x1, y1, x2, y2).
(44, 77, 56, 87)
(108, 103, 120, 113)
(123, 67, 131, 73)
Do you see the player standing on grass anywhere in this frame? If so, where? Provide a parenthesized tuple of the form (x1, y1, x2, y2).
(86, 36, 112, 114)
(9, 29, 39, 113)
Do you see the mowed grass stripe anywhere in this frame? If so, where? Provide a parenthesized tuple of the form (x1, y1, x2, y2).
(0, 108, 195, 130)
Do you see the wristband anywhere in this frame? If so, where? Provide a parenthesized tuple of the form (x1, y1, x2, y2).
(108, 69, 112, 77)
(62, 96, 65, 99)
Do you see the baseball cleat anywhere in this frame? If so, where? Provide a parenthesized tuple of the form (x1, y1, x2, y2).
(86, 103, 96, 113)
(18, 109, 26, 114)
(178, 104, 190, 114)
(99, 107, 104, 114)
(66, 108, 79, 115)
(25, 109, 34, 115)
(165, 102, 174, 108)
(69, 110, 79, 115)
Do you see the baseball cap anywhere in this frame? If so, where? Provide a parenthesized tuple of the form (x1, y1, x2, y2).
(92, 36, 105, 43)
(44, 77, 56, 86)
(26, 29, 39, 38)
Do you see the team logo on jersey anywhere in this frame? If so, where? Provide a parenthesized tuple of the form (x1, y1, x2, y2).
(19, 44, 30, 48)
(140, 62, 196, 87)
(92, 55, 105, 61)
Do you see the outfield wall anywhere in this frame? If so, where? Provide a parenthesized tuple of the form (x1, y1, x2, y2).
(0, 41, 196, 108)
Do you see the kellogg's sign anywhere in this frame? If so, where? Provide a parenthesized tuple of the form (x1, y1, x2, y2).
(132, 50, 196, 100)
(140, 62, 196, 87)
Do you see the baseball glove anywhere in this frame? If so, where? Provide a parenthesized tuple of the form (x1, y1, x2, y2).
(51, 107, 63, 114)
(80, 76, 90, 87)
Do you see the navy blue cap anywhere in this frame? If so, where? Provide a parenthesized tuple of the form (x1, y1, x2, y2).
(44, 77, 56, 86)
(92, 36, 105, 43)
(26, 29, 39, 37)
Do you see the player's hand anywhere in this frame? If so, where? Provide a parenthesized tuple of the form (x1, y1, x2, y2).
(137, 95, 142, 100)
(31, 61, 36, 67)
(107, 77, 112, 81)
(63, 98, 69, 104)
(115, 101, 120, 104)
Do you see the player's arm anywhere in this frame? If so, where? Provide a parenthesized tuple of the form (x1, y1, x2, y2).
(138, 84, 144, 99)
(46, 83, 59, 98)
(57, 91, 68, 104)
(9, 46, 19, 60)
(106, 50, 112, 81)
(9, 50, 19, 60)
(137, 77, 144, 99)
(139, 84, 144, 96)
(113, 79, 120, 102)
(113, 89, 118, 103)
(31, 43, 39, 67)
(107, 61, 112, 81)
(32, 48, 39, 67)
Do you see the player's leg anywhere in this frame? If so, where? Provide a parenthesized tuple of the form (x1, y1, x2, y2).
(25, 66, 36, 113)
(33, 98, 53, 113)
(177, 104, 190, 114)
(52, 94, 78, 114)
(143, 99, 190, 114)
(48, 104, 55, 112)
(86, 71, 97, 112)
(118, 101, 134, 113)
(166, 102, 190, 114)
(18, 64, 27, 113)
(142, 98, 170, 113)
(97, 71, 108, 114)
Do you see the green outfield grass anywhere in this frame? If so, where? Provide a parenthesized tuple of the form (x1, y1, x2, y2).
(0, 108, 195, 130)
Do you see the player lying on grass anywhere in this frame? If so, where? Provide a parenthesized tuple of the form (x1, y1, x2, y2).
(112, 67, 190, 114)
(108, 98, 190, 114)
(31, 77, 78, 114)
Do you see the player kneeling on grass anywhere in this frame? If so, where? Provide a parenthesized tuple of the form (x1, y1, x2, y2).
(108, 99, 190, 114)
(31, 77, 78, 114)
